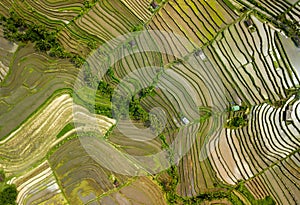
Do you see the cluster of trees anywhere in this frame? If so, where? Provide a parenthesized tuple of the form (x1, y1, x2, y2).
(157, 166, 180, 203)
(0, 170, 18, 205)
(111, 84, 155, 124)
(199, 108, 212, 123)
(0, 185, 18, 205)
(93, 69, 122, 117)
(226, 116, 247, 129)
(95, 81, 114, 117)
(128, 86, 158, 124)
(106, 68, 120, 84)
(131, 24, 144, 32)
(236, 0, 299, 41)
(83, 0, 94, 9)
(159, 134, 169, 149)
(138, 86, 155, 98)
(129, 98, 149, 122)
(157, 165, 232, 204)
(97, 81, 114, 98)
(276, 13, 300, 41)
(0, 12, 85, 67)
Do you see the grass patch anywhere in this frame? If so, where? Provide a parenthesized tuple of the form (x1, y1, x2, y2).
(223, 0, 238, 11)
(228, 192, 244, 205)
(236, 183, 276, 205)
(57, 123, 75, 138)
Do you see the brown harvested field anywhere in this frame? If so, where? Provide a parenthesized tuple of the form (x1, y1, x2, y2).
(74, 0, 140, 42)
(120, 0, 152, 22)
(98, 177, 167, 205)
(176, 120, 224, 197)
(49, 138, 131, 204)
(1, 0, 299, 204)
(0, 94, 73, 175)
(0, 43, 78, 138)
(109, 120, 163, 156)
(148, 0, 237, 48)
(0, 0, 12, 16)
(15, 160, 68, 205)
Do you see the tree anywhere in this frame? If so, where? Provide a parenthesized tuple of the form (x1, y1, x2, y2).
(71, 55, 85, 68)
(1, 11, 85, 67)
(131, 24, 144, 32)
(0, 185, 18, 205)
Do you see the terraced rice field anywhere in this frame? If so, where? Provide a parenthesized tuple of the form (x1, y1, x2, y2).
(148, 0, 238, 48)
(120, 0, 152, 22)
(57, 0, 142, 56)
(0, 43, 78, 138)
(3, 0, 86, 30)
(0, 0, 299, 204)
(98, 177, 166, 205)
(15, 161, 68, 205)
(0, 0, 12, 17)
(0, 94, 74, 175)
(237, 0, 299, 21)
(48, 138, 167, 204)
(0, 28, 17, 82)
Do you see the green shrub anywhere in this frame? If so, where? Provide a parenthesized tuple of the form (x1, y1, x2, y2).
(0, 185, 18, 205)
(1, 11, 85, 67)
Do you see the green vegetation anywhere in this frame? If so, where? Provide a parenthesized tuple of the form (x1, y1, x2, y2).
(0, 185, 18, 205)
(129, 98, 149, 122)
(226, 116, 247, 129)
(0, 171, 17, 205)
(236, 183, 276, 205)
(228, 192, 244, 205)
(1, 0, 298, 204)
(286, 87, 300, 100)
(276, 13, 300, 40)
(107, 67, 120, 83)
(0, 170, 4, 183)
(157, 165, 230, 204)
(157, 166, 179, 203)
(199, 107, 212, 123)
(57, 123, 75, 138)
(131, 23, 144, 32)
(83, 0, 97, 9)
(95, 81, 114, 117)
(0, 11, 85, 67)
(223, 0, 237, 11)
(159, 134, 169, 149)
(112, 85, 155, 124)
(75, 67, 117, 118)
(96, 81, 114, 98)
(129, 86, 156, 123)
(72, 82, 112, 117)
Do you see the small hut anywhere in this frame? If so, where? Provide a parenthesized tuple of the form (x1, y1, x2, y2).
(181, 117, 190, 125)
(231, 105, 240, 112)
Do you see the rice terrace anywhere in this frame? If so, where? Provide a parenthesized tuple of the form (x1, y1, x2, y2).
(0, 0, 299, 204)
